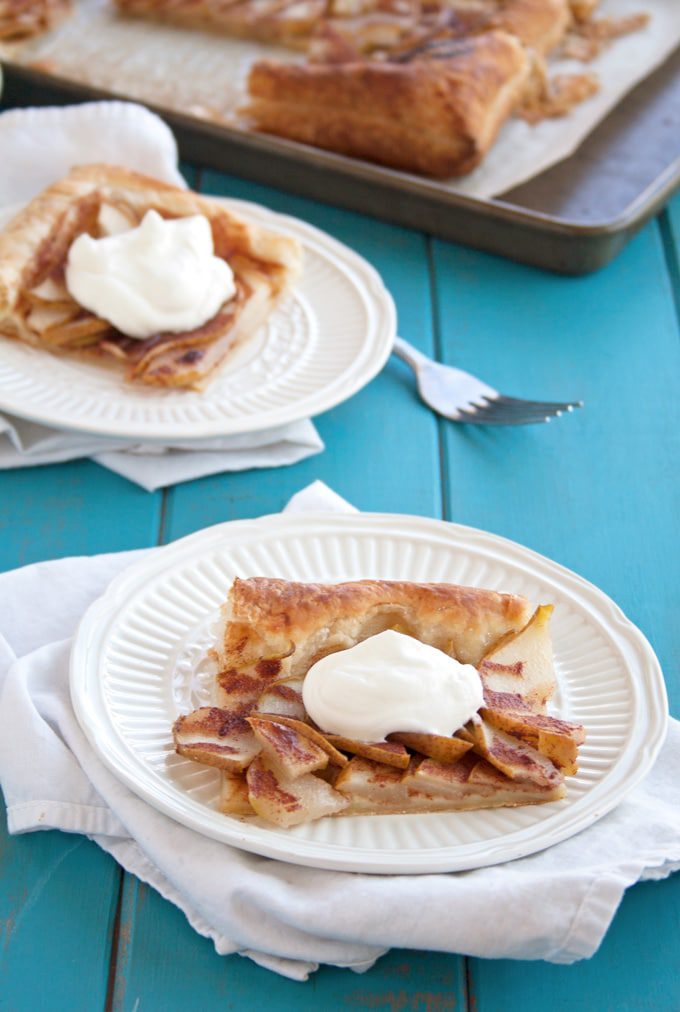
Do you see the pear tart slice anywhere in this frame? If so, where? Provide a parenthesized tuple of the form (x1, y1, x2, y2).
(172, 578, 585, 827)
(0, 164, 302, 389)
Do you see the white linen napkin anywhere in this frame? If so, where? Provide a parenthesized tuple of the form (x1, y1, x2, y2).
(0, 481, 678, 981)
(0, 102, 324, 489)
(0, 413, 324, 492)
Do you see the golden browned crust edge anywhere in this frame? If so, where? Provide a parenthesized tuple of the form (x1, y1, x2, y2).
(217, 576, 534, 690)
(490, 0, 572, 55)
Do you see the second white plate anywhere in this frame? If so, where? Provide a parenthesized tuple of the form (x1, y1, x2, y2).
(0, 198, 395, 440)
(70, 512, 668, 874)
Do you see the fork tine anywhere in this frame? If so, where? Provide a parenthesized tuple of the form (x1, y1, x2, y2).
(492, 396, 584, 412)
(468, 400, 564, 421)
(473, 400, 564, 419)
(456, 408, 554, 426)
(393, 336, 583, 427)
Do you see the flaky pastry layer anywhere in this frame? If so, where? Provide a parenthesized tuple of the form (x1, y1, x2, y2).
(216, 575, 534, 700)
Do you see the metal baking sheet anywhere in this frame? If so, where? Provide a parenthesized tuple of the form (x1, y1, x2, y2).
(2, 45, 679, 274)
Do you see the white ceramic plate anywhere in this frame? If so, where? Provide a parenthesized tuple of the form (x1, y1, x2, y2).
(70, 512, 668, 874)
(0, 199, 395, 440)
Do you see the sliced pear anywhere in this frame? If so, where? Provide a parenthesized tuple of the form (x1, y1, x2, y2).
(402, 754, 564, 808)
(219, 770, 253, 816)
(173, 706, 260, 772)
(28, 277, 71, 302)
(43, 315, 111, 344)
(253, 713, 349, 767)
(466, 716, 563, 789)
(98, 201, 138, 236)
(388, 732, 473, 765)
(465, 757, 565, 802)
(479, 604, 556, 711)
(248, 715, 329, 779)
(324, 735, 410, 769)
(482, 707, 585, 775)
(403, 754, 477, 793)
(26, 303, 80, 334)
(255, 677, 305, 720)
(246, 757, 348, 827)
(334, 756, 411, 812)
(482, 688, 532, 713)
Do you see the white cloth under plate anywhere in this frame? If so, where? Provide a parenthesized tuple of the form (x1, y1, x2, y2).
(0, 102, 324, 489)
(0, 481, 678, 980)
(0, 412, 323, 491)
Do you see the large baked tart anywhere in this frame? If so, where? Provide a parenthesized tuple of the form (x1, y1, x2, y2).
(0, 164, 302, 389)
(111, 0, 647, 179)
(173, 578, 585, 827)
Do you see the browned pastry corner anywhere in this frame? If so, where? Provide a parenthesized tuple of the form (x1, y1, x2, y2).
(246, 31, 531, 177)
(0, 0, 71, 40)
(0, 164, 302, 389)
(487, 0, 573, 56)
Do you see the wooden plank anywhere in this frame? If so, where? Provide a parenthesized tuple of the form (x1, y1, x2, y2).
(108, 175, 469, 1007)
(1, 161, 196, 1011)
(432, 220, 680, 710)
(468, 875, 680, 1012)
(661, 191, 680, 251)
(659, 194, 680, 324)
(112, 880, 466, 1012)
(0, 142, 172, 1012)
(432, 218, 679, 1010)
(0, 806, 120, 1012)
(0, 462, 162, 568)
(0, 462, 162, 1004)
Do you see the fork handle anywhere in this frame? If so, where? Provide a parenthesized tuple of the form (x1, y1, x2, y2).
(392, 336, 431, 371)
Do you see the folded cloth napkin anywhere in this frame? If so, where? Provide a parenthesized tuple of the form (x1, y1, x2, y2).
(0, 481, 678, 980)
(0, 413, 324, 492)
(0, 102, 323, 489)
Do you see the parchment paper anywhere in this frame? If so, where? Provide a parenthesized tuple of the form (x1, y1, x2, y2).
(1, 0, 679, 198)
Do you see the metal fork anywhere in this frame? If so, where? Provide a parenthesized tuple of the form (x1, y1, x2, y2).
(393, 337, 583, 425)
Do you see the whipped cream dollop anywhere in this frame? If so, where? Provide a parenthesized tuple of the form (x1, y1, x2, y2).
(302, 630, 484, 742)
(65, 210, 236, 339)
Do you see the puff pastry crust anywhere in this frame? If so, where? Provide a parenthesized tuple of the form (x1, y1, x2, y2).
(246, 30, 531, 177)
(0, 164, 302, 388)
(216, 576, 533, 690)
(172, 577, 586, 824)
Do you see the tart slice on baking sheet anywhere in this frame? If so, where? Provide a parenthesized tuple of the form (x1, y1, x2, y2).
(0, 164, 302, 389)
(245, 30, 532, 178)
(173, 577, 585, 827)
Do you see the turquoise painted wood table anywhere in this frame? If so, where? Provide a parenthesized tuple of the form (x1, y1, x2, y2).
(0, 148, 678, 1011)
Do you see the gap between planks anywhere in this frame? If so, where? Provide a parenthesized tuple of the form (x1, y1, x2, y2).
(657, 210, 680, 332)
(104, 169, 467, 1009)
